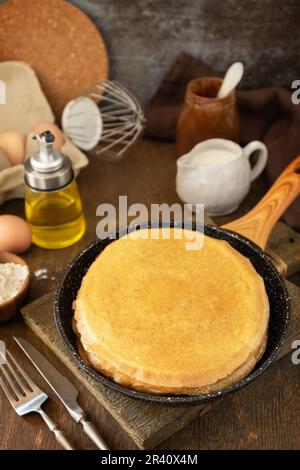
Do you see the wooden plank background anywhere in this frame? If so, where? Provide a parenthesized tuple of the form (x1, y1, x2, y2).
(0, 139, 299, 449)
(0, 0, 299, 450)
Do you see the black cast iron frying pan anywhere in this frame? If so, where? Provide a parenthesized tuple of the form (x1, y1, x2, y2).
(54, 156, 300, 405)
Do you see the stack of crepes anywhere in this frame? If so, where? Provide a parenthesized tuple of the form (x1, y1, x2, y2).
(74, 228, 269, 395)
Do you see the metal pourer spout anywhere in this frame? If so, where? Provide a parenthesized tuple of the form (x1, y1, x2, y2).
(30, 131, 64, 173)
(24, 129, 73, 191)
(34, 131, 55, 162)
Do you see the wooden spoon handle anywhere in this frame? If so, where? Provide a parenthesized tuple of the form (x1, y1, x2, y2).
(222, 155, 300, 249)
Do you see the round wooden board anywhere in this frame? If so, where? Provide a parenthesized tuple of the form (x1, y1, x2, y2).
(0, 0, 109, 120)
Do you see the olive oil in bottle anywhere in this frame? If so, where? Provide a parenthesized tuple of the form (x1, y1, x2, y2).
(24, 130, 86, 249)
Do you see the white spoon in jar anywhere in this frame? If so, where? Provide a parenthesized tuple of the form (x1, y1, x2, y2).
(217, 62, 244, 99)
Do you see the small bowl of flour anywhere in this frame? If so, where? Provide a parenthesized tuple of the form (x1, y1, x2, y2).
(0, 252, 30, 323)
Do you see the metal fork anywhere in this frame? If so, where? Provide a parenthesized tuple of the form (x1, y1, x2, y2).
(0, 347, 74, 450)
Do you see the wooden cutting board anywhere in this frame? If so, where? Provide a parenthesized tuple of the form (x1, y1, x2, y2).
(21, 222, 300, 449)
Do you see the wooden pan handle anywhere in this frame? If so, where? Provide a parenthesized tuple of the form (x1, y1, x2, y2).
(222, 155, 300, 249)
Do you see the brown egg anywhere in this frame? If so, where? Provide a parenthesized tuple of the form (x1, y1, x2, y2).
(30, 123, 65, 149)
(0, 215, 32, 254)
(0, 147, 10, 170)
(0, 132, 26, 166)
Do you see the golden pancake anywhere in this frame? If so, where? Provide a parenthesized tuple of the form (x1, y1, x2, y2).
(74, 228, 269, 395)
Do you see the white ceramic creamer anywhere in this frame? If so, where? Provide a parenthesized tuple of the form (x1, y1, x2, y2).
(176, 138, 268, 216)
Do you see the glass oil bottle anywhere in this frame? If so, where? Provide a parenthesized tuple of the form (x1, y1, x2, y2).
(24, 130, 86, 249)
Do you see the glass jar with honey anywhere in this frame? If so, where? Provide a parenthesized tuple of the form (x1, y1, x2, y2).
(176, 77, 240, 157)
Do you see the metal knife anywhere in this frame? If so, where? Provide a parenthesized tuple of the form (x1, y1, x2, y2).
(14, 336, 109, 450)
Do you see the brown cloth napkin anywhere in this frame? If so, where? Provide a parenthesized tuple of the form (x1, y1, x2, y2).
(145, 53, 300, 231)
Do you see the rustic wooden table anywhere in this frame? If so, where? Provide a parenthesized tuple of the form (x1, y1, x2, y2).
(0, 140, 299, 450)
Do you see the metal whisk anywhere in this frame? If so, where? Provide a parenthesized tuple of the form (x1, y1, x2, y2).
(88, 80, 146, 161)
(62, 80, 146, 162)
